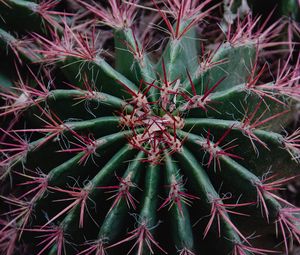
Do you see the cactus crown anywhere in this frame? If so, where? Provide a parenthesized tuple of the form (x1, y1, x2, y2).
(0, 0, 300, 254)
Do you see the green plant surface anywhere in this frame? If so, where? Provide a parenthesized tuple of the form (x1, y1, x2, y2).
(0, 1, 300, 255)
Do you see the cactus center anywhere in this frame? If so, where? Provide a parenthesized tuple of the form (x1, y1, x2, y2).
(120, 88, 185, 164)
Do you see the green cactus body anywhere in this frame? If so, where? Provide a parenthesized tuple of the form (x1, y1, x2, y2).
(0, 1, 300, 255)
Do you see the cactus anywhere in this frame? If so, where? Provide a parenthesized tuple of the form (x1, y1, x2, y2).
(0, 0, 300, 254)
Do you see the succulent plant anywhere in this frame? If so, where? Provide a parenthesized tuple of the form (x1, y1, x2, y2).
(0, 0, 300, 254)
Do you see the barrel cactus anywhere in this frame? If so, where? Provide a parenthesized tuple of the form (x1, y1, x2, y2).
(1, 0, 300, 254)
